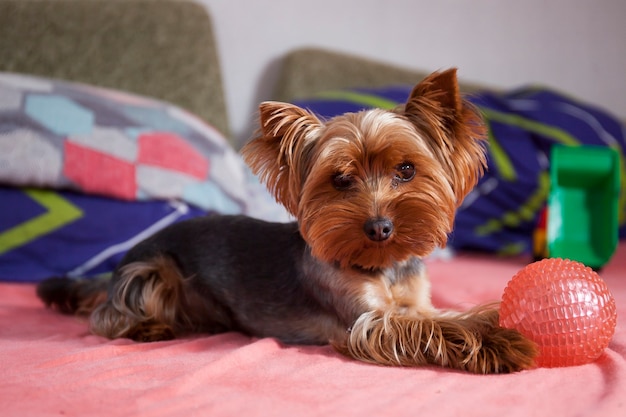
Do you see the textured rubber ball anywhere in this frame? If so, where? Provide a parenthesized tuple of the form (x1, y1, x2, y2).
(499, 258, 617, 367)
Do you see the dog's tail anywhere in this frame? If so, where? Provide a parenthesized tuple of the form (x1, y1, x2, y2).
(37, 255, 192, 342)
(91, 256, 192, 341)
(37, 275, 109, 316)
(333, 306, 538, 374)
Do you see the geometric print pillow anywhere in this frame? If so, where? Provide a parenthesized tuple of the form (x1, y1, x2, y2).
(0, 72, 288, 219)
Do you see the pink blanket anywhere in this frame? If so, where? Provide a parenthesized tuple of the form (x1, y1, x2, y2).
(2, 246, 625, 417)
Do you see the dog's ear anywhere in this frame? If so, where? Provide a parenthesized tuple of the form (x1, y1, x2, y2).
(241, 101, 323, 215)
(403, 68, 487, 205)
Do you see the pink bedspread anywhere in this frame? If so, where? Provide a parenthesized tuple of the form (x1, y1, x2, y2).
(2, 246, 625, 417)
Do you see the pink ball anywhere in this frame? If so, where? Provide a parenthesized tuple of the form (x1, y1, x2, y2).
(499, 258, 617, 367)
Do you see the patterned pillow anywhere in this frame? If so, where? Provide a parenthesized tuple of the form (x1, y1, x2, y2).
(0, 72, 288, 219)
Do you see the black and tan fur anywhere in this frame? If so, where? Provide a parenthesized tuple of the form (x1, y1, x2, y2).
(38, 69, 537, 374)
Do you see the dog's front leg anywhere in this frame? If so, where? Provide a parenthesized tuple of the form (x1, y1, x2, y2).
(333, 305, 538, 374)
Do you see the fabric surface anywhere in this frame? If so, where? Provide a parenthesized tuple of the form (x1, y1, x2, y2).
(293, 85, 626, 256)
(0, 187, 207, 282)
(273, 48, 491, 103)
(1, 244, 624, 417)
(0, 0, 229, 137)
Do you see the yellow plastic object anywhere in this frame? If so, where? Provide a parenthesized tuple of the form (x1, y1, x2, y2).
(547, 145, 621, 269)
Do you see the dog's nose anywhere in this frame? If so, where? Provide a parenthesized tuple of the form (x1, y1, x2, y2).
(363, 218, 394, 242)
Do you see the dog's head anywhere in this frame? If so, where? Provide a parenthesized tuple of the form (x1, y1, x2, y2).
(242, 69, 487, 270)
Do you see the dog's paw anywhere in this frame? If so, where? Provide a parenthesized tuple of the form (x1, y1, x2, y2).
(125, 321, 176, 342)
(465, 308, 538, 374)
(476, 325, 538, 374)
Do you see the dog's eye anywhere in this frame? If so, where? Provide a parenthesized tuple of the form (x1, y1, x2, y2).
(395, 163, 415, 182)
(332, 173, 354, 191)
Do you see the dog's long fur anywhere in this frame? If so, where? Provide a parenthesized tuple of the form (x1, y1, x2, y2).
(37, 69, 538, 374)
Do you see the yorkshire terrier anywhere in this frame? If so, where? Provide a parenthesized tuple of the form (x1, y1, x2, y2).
(37, 69, 537, 374)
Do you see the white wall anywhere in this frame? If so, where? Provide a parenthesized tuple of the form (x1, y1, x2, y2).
(198, 0, 626, 145)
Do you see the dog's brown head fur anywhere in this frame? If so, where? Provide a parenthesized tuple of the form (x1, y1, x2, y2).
(242, 69, 487, 270)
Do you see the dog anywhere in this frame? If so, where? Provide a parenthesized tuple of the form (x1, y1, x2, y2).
(37, 68, 537, 374)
